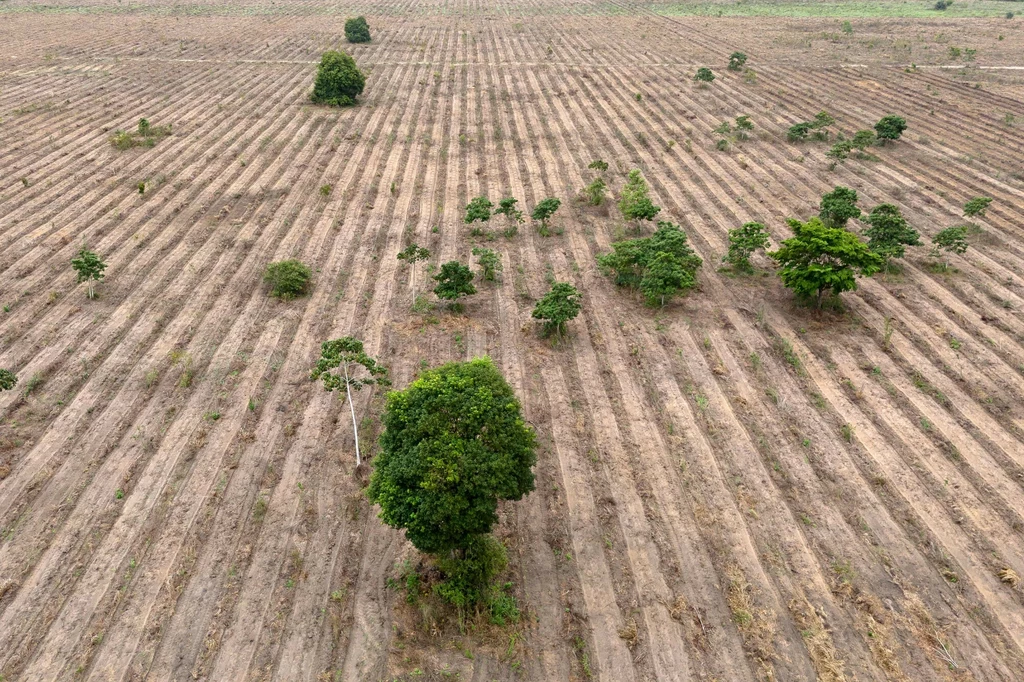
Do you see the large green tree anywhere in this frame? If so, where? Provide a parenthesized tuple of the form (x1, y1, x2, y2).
(874, 115, 907, 143)
(344, 16, 372, 43)
(433, 261, 476, 305)
(863, 204, 920, 267)
(769, 217, 883, 308)
(367, 357, 537, 556)
(311, 51, 366, 107)
(311, 337, 389, 466)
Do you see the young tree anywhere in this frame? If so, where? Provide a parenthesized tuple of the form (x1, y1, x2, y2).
(728, 52, 748, 71)
(472, 247, 502, 282)
(367, 356, 536, 557)
(0, 368, 17, 392)
(464, 196, 493, 225)
(597, 221, 702, 305)
(768, 217, 883, 308)
(723, 221, 771, 272)
(71, 248, 106, 299)
(588, 159, 609, 172)
(787, 122, 812, 142)
(641, 251, 695, 306)
(311, 51, 365, 107)
(311, 337, 389, 466)
(531, 198, 561, 235)
(433, 261, 476, 305)
(874, 115, 907, 143)
(851, 129, 876, 150)
(397, 243, 430, 300)
(863, 204, 921, 268)
(264, 259, 312, 300)
(931, 225, 968, 267)
(344, 16, 372, 43)
(694, 67, 715, 85)
(619, 169, 661, 231)
(583, 177, 607, 206)
(819, 186, 861, 229)
(826, 139, 854, 170)
(493, 196, 524, 234)
(532, 282, 582, 337)
(963, 196, 992, 218)
(734, 114, 754, 140)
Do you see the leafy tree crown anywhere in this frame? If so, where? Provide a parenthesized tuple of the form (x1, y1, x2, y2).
(311, 51, 365, 107)
(851, 129, 876, 150)
(472, 247, 502, 282)
(344, 16, 372, 43)
(433, 261, 476, 301)
(310, 336, 389, 395)
(724, 221, 771, 270)
(367, 357, 537, 555)
(588, 159, 609, 172)
(397, 243, 430, 264)
(597, 221, 702, 305)
(465, 196, 493, 224)
(0, 369, 17, 392)
(531, 198, 561, 227)
(728, 52, 748, 71)
(619, 169, 661, 224)
(863, 204, 920, 262)
(71, 248, 106, 284)
(819, 186, 861, 229)
(532, 282, 582, 335)
(264, 259, 312, 299)
(874, 115, 907, 141)
(694, 67, 715, 83)
(963, 196, 992, 218)
(932, 226, 968, 255)
(494, 197, 524, 223)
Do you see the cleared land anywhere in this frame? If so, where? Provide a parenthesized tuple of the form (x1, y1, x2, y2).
(2, 0, 1024, 680)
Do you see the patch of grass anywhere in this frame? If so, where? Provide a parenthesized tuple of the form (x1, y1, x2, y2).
(656, 0, 1012, 18)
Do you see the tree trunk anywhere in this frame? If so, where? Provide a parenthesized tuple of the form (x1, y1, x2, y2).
(816, 288, 825, 309)
(344, 361, 361, 466)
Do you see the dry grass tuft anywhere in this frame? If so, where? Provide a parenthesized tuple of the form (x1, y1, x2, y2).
(725, 565, 777, 678)
(618, 617, 638, 649)
(998, 567, 1020, 587)
(789, 597, 847, 682)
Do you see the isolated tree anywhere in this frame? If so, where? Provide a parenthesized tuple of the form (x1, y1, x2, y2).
(472, 247, 502, 282)
(734, 114, 754, 140)
(531, 198, 561, 235)
(311, 51, 365, 107)
(583, 177, 607, 206)
(71, 247, 106, 299)
(826, 139, 855, 169)
(728, 52, 748, 71)
(397, 243, 430, 300)
(433, 261, 476, 305)
(465, 195, 493, 225)
(311, 337, 389, 466)
(874, 115, 907, 143)
(694, 67, 716, 85)
(532, 282, 582, 337)
(819, 186, 861, 229)
(494, 196, 524, 226)
(598, 221, 702, 304)
(769, 217, 883, 308)
(588, 159, 609, 172)
(264, 259, 312, 300)
(619, 169, 661, 230)
(851, 129, 876, 150)
(367, 356, 536, 556)
(863, 204, 921, 267)
(931, 225, 969, 267)
(0, 369, 17, 392)
(723, 221, 771, 271)
(963, 196, 992, 218)
(787, 122, 812, 142)
(344, 16, 372, 43)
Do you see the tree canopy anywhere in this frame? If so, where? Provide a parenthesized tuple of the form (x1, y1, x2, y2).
(532, 282, 582, 337)
(963, 196, 992, 218)
(264, 260, 312, 300)
(819, 186, 861, 229)
(344, 16, 372, 43)
(465, 196, 493, 224)
(769, 217, 883, 307)
(433, 261, 476, 303)
(0, 369, 17, 392)
(874, 115, 907, 142)
(472, 247, 502, 282)
(619, 169, 661, 228)
(931, 225, 968, 265)
(367, 357, 537, 555)
(728, 52, 748, 71)
(863, 204, 920, 265)
(723, 221, 771, 272)
(311, 51, 365, 107)
(597, 221, 702, 305)
(71, 248, 106, 299)
(694, 67, 715, 83)
(531, 198, 561, 234)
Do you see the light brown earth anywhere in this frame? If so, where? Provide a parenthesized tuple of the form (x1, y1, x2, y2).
(2, 0, 1024, 680)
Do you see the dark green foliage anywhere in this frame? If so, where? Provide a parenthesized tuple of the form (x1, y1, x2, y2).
(619, 169, 661, 228)
(433, 261, 476, 303)
(0, 368, 16, 392)
(472, 247, 502, 282)
(863, 204, 921, 264)
(769, 217, 883, 307)
(851, 129, 876, 150)
(532, 282, 582, 337)
(263, 259, 312, 300)
(934, 0, 952, 10)
(734, 115, 754, 140)
(931, 225, 969, 262)
(788, 122, 812, 142)
(310, 51, 365, 107)
(812, 111, 835, 130)
(874, 115, 907, 142)
(584, 177, 607, 206)
(724, 221, 771, 271)
(71, 248, 106, 299)
(694, 67, 715, 83)
(597, 221, 702, 305)
(494, 197, 524, 224)
(531, 198, 561, 234)
(826, 139, 855, 169)
(311, 336, 389, 466)
(963, 196, 992, 218)
(465, 196, 493, 224)
(728, 52, 748, 71)
(588, 159, 609, 172)
(434, 535, 509, 610)
(368, 357, 537, 556)
(344, 16, 371, 43)
(788, 112, 834, 142)
(819, 186, 861, 229)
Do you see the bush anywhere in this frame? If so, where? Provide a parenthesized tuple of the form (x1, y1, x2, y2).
(433, 261, 476, 304)
(532, 282, 582, 337)
(434, 535, 508, 610)
(724, 222, 771, 271)
(728, 52, 748, 71)
(344, 16, 371, 43)
(619, 169, 660, 229)
(963, 196, 992, 218)
(819, 186, 861, 229)
(874, 115, 907, 143)
(826, 139, 854, 169)
(588, 159, 609, 172)
(851, 129, 876, 150)
(694, 67, 715, 84)
(264, 259, 312, 299)
(863, 203, 921, 266)
(583, 177, 607, 206)
(472, 247, 502, 282)
(934, 0, 952, 10)
(788, 122, 812, 142)
(109, 118, 172, 150)
(311, 51, 365, 107)
(465, 195, 493, 224)
(931, 225, 968, 265)
(598, 221, 702, 306)
(0, 368, 17, 392)
(532, 198, 561, 235)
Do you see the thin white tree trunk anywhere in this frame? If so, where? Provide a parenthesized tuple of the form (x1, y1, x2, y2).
(344, 362, 360, 466)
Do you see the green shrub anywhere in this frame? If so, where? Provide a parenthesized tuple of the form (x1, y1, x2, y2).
(344, 16, 371, 43)
(311, 51, 365, 107)
(728, 52, 747, 71)
(264, 259, 312, 299)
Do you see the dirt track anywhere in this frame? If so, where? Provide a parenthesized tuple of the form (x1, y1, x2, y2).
(2, 0, 1024, 679)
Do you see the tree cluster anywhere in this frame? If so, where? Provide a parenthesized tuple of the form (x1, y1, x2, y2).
(597, 221, 703, 306)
